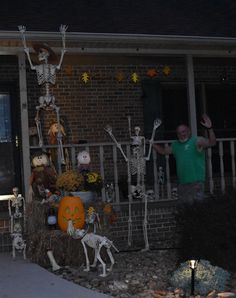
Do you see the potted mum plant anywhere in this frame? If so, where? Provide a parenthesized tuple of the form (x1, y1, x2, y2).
(56, 169, 103, 205)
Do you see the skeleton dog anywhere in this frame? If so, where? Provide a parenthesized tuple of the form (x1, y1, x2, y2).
(67, 219, 119, 277)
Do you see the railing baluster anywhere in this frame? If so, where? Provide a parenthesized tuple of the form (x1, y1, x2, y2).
(230, 140, 236, 189)
(113, 145, 120, 204)
(219, 141, 225, 194)
(71, 146, 76, 170)
(207, 147, 214, 195)
(153, 149, 159, 200)
(126, 145, 131, 200)
(165, 143, 171, 200)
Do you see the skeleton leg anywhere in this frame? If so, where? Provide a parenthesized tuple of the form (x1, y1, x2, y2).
(23, 243, 26, 260)
(127, 194, 133, 247)
(96, 245, 107, 277)
(142, 194, 149, 251)
(12, 242, 16, 259)
(81, 240, 90, 272)
(91, 247, 99, 268)
(35, 108, 44, 147)
(55, 106, 65, 165)
(47, 250, 60, 271)
(106, 248, 115, 272)
(10, 216, 13, 234)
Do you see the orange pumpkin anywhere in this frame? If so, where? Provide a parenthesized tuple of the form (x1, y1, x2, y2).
(58, 196, 85, 232)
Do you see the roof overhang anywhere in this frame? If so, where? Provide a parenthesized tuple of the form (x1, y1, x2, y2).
(1, 30, 236, 57)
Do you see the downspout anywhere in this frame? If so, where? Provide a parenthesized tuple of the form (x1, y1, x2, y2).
(186, 54, 197, 135)
(18, 52, 31, 202)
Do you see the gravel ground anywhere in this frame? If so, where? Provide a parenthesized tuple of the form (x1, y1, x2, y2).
(52, 249, 180, 298)
(49, 248, 236, 298)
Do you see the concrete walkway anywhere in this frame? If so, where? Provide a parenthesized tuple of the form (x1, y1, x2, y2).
(0, 253, 111, 298)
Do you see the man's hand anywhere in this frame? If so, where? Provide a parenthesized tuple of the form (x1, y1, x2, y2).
(200, 114, 212, 129)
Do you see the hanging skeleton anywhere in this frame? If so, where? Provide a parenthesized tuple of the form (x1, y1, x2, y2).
(18, 25, 68, 168)
(105, 117, 161, 251)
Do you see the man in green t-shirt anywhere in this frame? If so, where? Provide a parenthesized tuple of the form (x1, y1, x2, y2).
(154, 114, 216, 205)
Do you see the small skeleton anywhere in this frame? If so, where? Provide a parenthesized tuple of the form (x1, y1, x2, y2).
(11, 222, 26, 259)
(8, 187, 26, 259)
(67, 220, 119, 277)
(8, 187, 26, 233)
(18, 25, 67, 166)
(105, 117, 161, 250)
(171, 187, 178, 200)
(105, 182, 115, 203)
(158, 166, 165, 198)
(85, 206, 101, 233)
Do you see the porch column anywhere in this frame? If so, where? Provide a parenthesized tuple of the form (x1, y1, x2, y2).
(18, 52, 31, 202)
(186, 54, 197, 135)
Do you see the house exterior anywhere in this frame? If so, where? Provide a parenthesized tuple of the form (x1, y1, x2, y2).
(0, 2, 236, 247)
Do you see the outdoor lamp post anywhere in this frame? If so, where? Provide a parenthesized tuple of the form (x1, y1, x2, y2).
(189, 259, 198, 296)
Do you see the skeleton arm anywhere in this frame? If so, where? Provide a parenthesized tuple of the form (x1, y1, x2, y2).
(145, 118, 162, 161)
(18, 25, 36, 70)
(56, 24, 68, 70)
(104, 125, 128, 162)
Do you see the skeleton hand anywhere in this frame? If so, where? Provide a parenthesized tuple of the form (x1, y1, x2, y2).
(67, 219, 75, 236)
(153, 118, 162, 129)
(104, 125, 112, 135)
(60, 24, 68, 34)
(200, 114, 212, 129)
(18, 25, 26, 33)
(24, 47, 30, 55)
(61, 48, 67, 55)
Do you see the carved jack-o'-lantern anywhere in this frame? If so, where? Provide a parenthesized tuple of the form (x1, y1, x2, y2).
(58, 196, 85, 231)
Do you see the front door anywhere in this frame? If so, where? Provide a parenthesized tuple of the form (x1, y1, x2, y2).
(0, 88, 22, 197)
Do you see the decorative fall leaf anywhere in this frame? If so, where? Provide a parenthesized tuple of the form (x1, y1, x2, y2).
(115, 71, 125, 82)
(147, 68, 158, 78)
(64, 65, 73, 76)
(163, 66, 171, 76)
(81, 72, 90, 83)
(131, 72, 139, 83)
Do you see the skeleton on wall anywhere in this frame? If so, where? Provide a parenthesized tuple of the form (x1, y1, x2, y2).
(18, 25, 68, 168)
(105, 117, 161, 251)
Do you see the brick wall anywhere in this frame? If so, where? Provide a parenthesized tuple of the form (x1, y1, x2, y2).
(26, 55, 187, 143)
(1, 54, 236, 252)
(106, 200, 178, 251)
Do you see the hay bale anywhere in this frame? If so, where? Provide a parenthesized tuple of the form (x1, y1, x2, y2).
(27, 229, 86, 268)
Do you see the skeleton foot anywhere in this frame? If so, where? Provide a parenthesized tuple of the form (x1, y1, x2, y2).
(141, 247, 149, 252)
(99, 272, 107, 277)
(83, 268, 90, 272)
(107, 265, 114, 272)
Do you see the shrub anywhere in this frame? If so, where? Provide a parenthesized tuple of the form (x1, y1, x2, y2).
(176, 191, 236, 271)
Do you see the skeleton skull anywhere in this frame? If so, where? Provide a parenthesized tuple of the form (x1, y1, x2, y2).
(38, 48, 50, 62)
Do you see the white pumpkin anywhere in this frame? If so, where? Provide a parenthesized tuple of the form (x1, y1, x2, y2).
(77, 150, 91, 165)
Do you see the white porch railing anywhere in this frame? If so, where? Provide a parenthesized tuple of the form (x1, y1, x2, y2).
(31, 138, 236, 203)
